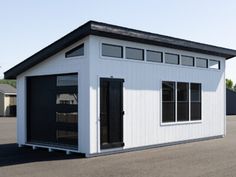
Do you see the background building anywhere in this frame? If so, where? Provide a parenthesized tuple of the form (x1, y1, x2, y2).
(226, 88, 236, 115)
(0, 84, 16, 117)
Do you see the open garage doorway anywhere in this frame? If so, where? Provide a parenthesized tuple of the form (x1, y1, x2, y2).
(27, 74, 78, 149)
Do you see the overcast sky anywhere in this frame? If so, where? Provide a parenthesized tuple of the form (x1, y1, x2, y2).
(1, 0, 236, 82)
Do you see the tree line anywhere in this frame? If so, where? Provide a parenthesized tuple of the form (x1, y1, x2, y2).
(226, 79, 236, 91)
(0, 79, 16, 88)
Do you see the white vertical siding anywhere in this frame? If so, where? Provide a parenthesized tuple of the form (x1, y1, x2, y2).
(16, 34, 226, 156)
(16, 76, 26, 145)
(89, 36, 225, 154)
(16, 37, 91, 154)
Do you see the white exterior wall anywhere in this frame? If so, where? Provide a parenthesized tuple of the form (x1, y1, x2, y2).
(16, 34, 226, 156)
(88, 36, 225, 155)
(16, 37, 91, 154)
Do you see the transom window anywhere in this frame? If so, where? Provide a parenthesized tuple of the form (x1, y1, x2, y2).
(196, 58, 208, 68)
(162, 81, 201, 123)
(102, 43, 123, 58)
(146, 50, 163, 63)
(100, 43, 220, 71)
(65, 44, 84, 58)
(125, 47, 144, 60)
(209, 60, 220, 70)
(181, 55, 194, 66)
(165, 53, 179, 65)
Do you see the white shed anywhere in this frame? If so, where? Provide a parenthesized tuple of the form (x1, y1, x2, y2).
(4, 21, 236, 157)
(0, 84, 16, 117)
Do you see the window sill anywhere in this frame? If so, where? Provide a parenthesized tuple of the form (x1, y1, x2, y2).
(160, 120, 202, 126)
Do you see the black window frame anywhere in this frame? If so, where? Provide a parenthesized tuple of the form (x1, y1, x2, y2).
(190, 83, 202, 121)
(177, 82, 189, 122)
(181, 55, 195, 67)
(146, 50, 163, 63)
(65, 44, 84, 58)
(165, 53, 180, 65)
(196, 58, 208, 68)
(125, 47, 144, 61)
(101, 43, 123, 58)
(162, 81, 176, 123)
(162, 81, 202, 124)
(209, 59, 220, 70)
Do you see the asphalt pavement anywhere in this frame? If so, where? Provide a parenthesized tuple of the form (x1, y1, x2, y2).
(0, 116, 236, 177)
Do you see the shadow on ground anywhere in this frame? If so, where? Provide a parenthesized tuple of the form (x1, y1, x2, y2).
(0, 143, 83, 167)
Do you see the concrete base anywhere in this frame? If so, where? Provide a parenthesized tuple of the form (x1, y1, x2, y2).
(86, 135, 224, 157)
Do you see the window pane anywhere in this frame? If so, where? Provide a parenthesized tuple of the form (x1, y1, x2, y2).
(177, 83, 189, 121)
(191, 83, 201, 120)
(191, 84, 201, 102)
(162, 82, 175, 101)
(56, 112, 77, 123)
(191, 103, 201, 120)
(56, 130, 77, 145)
(102, 44, 123, 58)
(162, 81, 175, 122)
(100, 81, 109, 144)
(177, 83, 189, 101)
(196, 58, 208, 68)
(126, 47, 144, 60)
(57, 75, 78, 86)
(56, 93, 78, 105)
(56, 74, 78, 146)
(209, 60, 220, 69)
(55, 108, 78, 145)
(181, 55, 194, 66)
(165, 53, 179, 65)
(146, 50, 163, 63)
(65, 44, 84, 58)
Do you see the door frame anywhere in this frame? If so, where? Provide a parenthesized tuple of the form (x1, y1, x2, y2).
(99, 77, 125, 150)
(26, 73, 79, 149)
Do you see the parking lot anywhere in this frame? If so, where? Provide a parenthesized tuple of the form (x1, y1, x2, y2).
(0, 117, 236, 177)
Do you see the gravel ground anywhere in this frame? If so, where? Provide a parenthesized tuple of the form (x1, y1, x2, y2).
(0, 116, 236, 177)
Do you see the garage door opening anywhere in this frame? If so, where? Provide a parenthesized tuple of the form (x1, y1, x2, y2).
(27, 74, 78, 149)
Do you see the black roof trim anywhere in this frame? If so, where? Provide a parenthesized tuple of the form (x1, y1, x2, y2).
(4, 21, 236, 79)
(4, 21, 92, 79)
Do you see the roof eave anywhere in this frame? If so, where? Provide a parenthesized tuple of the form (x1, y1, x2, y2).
(4, 21, 236, 79)
(90, 21, 236, 59)
(4, 21, 93, 79)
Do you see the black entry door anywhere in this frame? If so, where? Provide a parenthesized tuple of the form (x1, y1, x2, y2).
(27, 74, 78, 148)
(100, 78, 124, 149)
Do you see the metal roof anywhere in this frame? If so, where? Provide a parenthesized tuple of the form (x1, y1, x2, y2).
(0, 84, 16, 94)
(4, 21, 236, 79)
